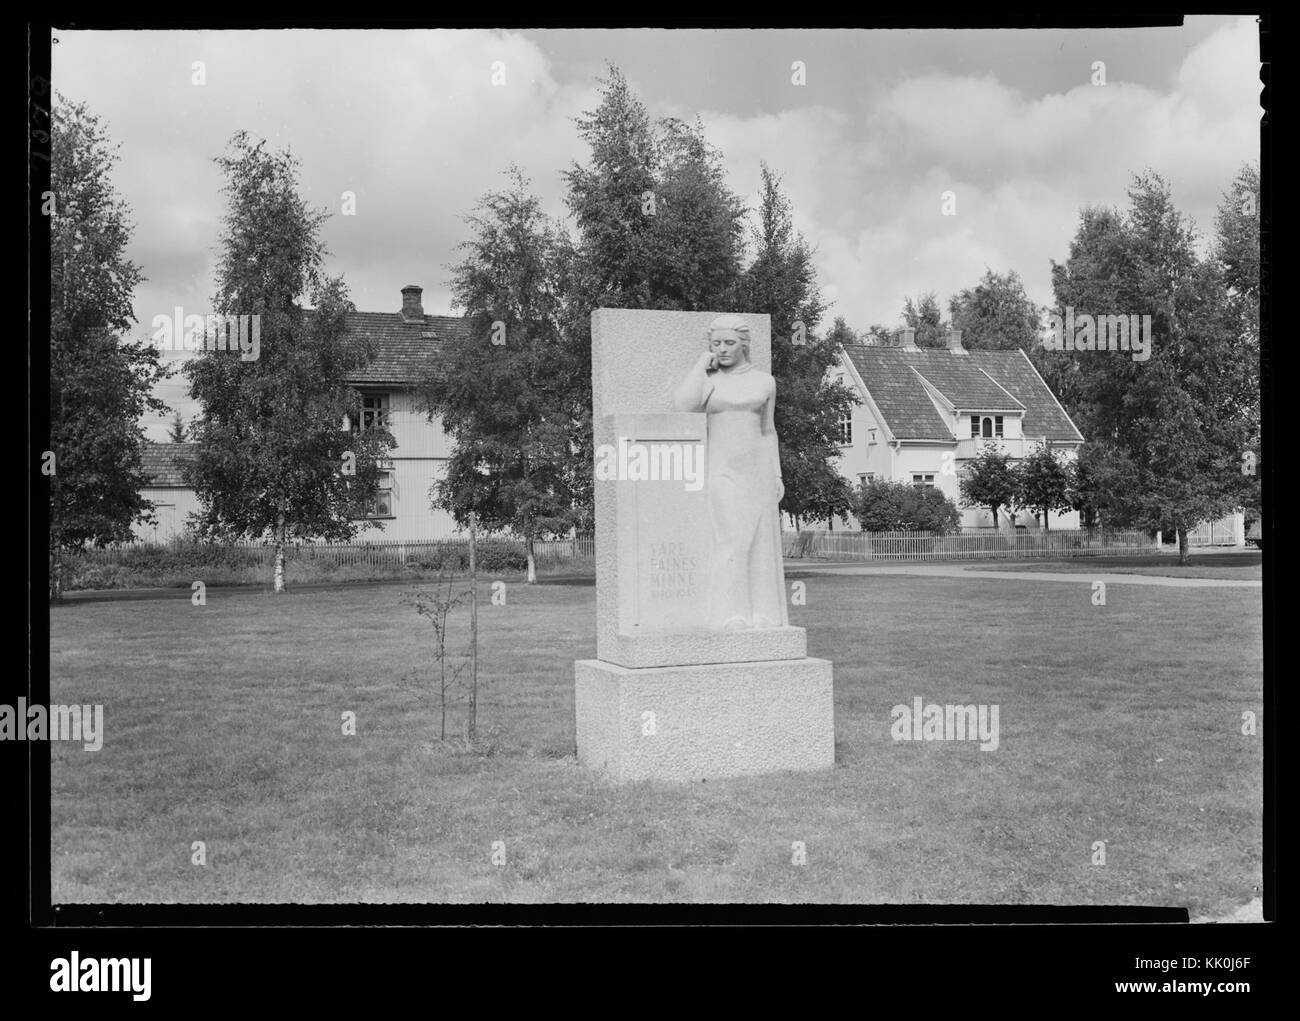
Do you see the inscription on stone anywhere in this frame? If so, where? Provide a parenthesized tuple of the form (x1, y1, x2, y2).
(628, 468, 706, 631)
(645, 541, 699, 603)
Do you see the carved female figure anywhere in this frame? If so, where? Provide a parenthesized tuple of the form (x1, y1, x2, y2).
(673, 314, 788, 630)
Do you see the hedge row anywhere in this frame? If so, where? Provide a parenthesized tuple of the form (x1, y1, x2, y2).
(60, 538, 535, 590)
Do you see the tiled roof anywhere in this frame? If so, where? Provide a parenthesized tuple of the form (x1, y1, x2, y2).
(342, 312, 473, 385)
(842, 346, 951, 439)
(971, 350, 1083, 442)
(841, 345, 1082, 442)
(909, 358, 1022, 411)
(141, 441, 196, 487)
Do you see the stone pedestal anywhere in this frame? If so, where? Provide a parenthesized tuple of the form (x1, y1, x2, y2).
(576, 308, 836, 783)
(575, 658, 835, 783)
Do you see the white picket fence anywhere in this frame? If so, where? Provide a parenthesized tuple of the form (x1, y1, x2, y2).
(782, 528, 1156, 561)
(77, 529, 1155, 569)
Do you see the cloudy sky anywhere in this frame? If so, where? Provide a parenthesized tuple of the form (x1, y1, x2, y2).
(51, 20, 1261, 440)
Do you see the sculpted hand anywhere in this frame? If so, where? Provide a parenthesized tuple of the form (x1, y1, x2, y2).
(698, 350, 719, 373)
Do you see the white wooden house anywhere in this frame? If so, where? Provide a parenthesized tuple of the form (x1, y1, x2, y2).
(829, 328, 1085, 530)
(134, 286, 465, 542)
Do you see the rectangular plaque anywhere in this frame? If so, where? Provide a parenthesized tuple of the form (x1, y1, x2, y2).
(606, 415, 708, 635)
(628, 470, 705, 632)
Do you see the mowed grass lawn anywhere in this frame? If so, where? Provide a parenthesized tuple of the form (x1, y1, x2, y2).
(49, 571, 1263, 911)
(970, 551, 1262, 582)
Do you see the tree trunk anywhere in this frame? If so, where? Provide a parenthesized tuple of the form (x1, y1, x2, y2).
(273, 512, 287, 593)
(992, 506, 999, 528)
(439, 649, 447, 740)
(1042, 507, 1050, 532)
(1177, 527, 1189, 566)
(469, 512, 478, 743)
(526, 538, 536, 584)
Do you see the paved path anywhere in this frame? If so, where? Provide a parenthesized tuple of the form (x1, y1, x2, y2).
(788, 562, 1262, 588)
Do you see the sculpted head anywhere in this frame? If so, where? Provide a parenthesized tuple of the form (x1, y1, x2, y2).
(706, 314, 751, 370)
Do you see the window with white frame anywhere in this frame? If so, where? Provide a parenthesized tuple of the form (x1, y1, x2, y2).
(837, 410, 853, 445)
(912, 472, 935, 488)
(972, 414, 1004, 440)
(357, 393, 389, 432)
(367, 469, 394, 518)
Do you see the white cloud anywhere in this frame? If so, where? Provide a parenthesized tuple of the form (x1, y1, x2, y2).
(733, 16, 1260, 328)
(51, 21, 1259, 438)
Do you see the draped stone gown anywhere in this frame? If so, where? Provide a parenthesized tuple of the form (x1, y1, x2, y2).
(700, 367, 789, 630)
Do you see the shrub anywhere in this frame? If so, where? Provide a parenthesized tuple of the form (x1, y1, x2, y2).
(407, 544, 468, 572)
(114, 540, 263, 573)
(65, 562, 126, 590)
(853, 480, 961, 535)
(403, 539, 528, 574)
(476, 539, 529, 572)
(64, 537, 533, 590)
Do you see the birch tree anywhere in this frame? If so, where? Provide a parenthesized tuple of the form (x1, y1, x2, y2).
(185, 132, 391, 591)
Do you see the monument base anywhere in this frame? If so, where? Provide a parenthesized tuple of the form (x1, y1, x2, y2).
(574, 658, 835, 783)
(600, 625, 807, 669)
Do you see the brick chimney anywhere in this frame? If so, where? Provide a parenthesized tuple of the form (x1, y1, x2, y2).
(900, 327, 918, 351)
(400, 285, 424, 322)
(947, 328, 966, 354)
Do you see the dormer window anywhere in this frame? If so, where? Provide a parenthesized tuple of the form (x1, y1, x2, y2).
(970, 415, 1004, 439)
